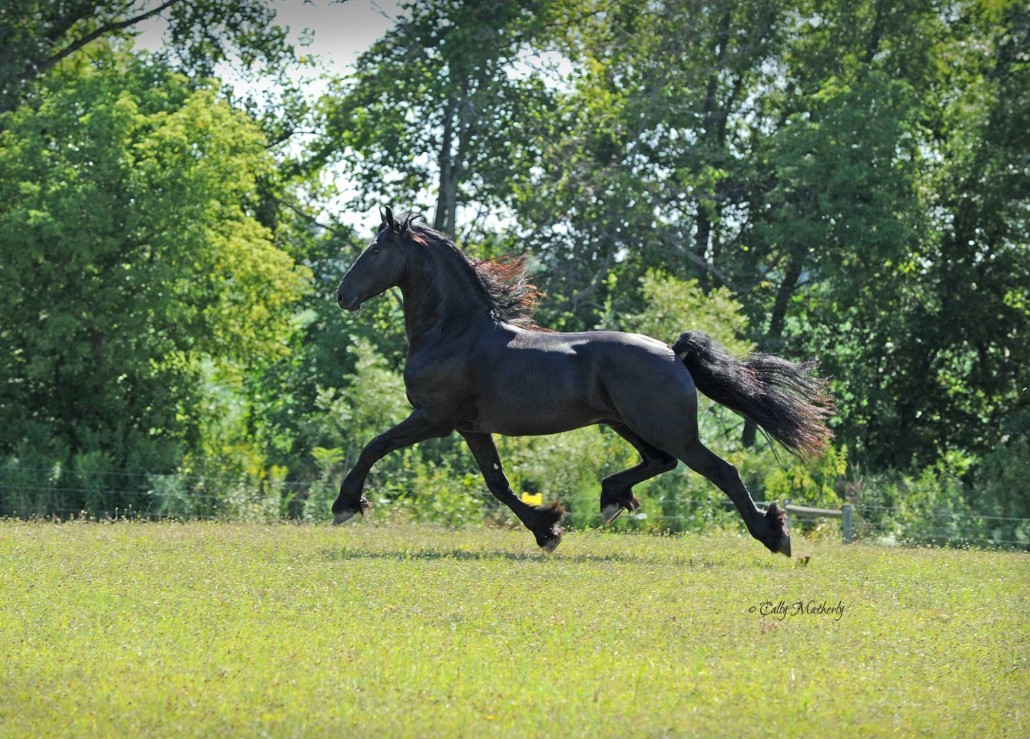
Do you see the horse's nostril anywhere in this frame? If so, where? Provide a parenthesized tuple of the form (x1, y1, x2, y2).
(336, 289, 360, 311)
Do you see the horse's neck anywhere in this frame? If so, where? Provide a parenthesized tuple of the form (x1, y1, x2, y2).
(399, 248, 493, 351)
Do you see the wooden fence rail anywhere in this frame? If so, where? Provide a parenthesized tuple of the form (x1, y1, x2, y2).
(760, 500, 855, 543)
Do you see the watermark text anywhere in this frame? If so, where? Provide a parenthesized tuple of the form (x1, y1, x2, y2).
(748, 600, 846, 621)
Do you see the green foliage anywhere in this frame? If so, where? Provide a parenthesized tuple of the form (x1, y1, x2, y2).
(244, 222, 411, 481)
(763, 444, 848, 511)
(0, 46, 308, 506)
(1, 0, 1026, 542)
(0, 458, 64, 519)
(318, 0, 557, 236)
(317, 338, 411, 455)
(975, 411, 1030, 535)
(0, 0, 291, 111)
(298, 338, 485, 525)
(389, 458, 486, 528)
(851, 455, 978, 546)
(302, 446, 344, 522)
(618, 270, 752, 353)
(500, 426, 634, 526)
(847, 437, 1029, 549)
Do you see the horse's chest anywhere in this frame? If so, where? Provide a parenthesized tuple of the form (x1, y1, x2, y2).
(403, 355, 472, 410)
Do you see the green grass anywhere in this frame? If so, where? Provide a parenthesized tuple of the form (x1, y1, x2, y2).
(0, 521, 1026, 737)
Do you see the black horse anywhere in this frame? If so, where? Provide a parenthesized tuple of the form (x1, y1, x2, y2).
(334, 207, 835, 556)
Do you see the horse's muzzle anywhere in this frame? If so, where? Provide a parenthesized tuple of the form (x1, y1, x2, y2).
(336, 288, 362, 312)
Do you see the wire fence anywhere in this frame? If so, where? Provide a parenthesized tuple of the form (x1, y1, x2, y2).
(559, 503, 1030, 548)
(2, 470, 1027, 551)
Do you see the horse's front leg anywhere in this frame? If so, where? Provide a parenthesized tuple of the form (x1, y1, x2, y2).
(333, 409, 451, 523)
(461, 432, 564, 552)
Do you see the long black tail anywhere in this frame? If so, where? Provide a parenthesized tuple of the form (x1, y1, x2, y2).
(673, 330, 836, 459)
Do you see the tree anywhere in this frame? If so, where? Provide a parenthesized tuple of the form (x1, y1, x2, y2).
(0, 0, 291, 113)
(509, 0, 794, 327)
(0, 45, 308, 475)
(751, 0, 1029, 467)
(317, 0, 557, 237)
(879, 0, 1030, 466)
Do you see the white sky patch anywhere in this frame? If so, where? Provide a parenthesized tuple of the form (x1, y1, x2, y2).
(508, 46, 577, 92)
(136, 0, 402, 75)
(135, 1, 405, 233)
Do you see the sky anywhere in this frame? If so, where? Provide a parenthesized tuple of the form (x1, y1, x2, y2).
(137, 0, 404, 74)
(262, 0, 403, 71)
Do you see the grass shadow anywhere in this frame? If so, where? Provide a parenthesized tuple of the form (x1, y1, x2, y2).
(319, 547, 726, 568)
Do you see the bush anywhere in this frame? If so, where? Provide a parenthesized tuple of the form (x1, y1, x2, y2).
(971, 411, 1030, 546)
(303, 446, 345, 522)
(847, 446, 1029, 549)
(0, 457, 64, 518)
(761, 444, 847, 510)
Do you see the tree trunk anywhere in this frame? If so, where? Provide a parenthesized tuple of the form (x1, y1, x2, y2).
(768, 256, 804, 344)
(433, 97, 457, 234)
(693, 7, 734, 275)
(863, 0, 887, 64)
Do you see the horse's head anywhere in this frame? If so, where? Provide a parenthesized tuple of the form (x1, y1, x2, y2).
(337, 207, 419, 311)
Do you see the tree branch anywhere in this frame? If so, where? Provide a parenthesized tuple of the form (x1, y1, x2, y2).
(26, 0, 183, 82)
(280, 198, 351, 239)
(665, 233, 740, 292)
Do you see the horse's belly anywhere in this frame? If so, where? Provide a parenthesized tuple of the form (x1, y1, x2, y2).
(466, 358, 610, 436)
(470, 399, 606, 436)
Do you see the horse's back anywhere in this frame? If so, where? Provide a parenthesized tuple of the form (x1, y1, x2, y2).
(461, 326, 695, 436)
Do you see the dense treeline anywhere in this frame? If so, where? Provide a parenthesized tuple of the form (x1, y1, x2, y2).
(0, 1, 1026, 545)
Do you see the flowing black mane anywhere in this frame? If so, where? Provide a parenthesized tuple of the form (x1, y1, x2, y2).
(401, 216, 541, 329)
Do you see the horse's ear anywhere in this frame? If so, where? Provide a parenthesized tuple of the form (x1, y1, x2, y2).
(383, 206, 396, 230)
(402, 213, 417, 233)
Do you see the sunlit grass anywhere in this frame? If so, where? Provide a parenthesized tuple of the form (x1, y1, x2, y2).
(1, 520, 1026, 736)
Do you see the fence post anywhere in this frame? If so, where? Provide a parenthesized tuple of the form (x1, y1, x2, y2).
(842, 504, 854, 544)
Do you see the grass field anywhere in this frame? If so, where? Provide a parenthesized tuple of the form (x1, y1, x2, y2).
(1, 520, 1027, 737)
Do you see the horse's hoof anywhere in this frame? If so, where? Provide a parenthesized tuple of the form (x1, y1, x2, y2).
(333, 509, 359, 525)
(332, 497, 371, 524)
(778, 535, 792, 558)
(539, 528, 563, 553)
(602, 503, 623, 525)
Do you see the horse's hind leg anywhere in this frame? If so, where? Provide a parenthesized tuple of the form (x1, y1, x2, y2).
(461, 432, 564, 552)
(608, 360, 788, 556)
(600, 424, 677, 524)
(614, 379, 789, 556)
(679, 441, 791, 557)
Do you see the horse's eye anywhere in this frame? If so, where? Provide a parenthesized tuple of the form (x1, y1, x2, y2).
(370, 245, 381, 255)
